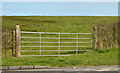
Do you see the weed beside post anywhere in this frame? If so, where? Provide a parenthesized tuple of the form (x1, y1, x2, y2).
(15, 24, 21, 58)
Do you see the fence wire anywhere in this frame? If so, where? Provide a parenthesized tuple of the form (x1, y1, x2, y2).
(96, 23, 118, 49)
(2, 29, 15, 57)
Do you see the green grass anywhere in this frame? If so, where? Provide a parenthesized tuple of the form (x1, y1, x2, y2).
(2, 48, 118, 67)
(2, 16, 118, 66)
(2, 16, 118, 33)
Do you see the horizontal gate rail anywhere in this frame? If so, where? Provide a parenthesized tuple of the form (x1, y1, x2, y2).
(20, 41, 92, 43)
(21, 46, 92, 47)
(22, 55, 70, 57)
(20, 37, 92, 39)
(21, 50, 91, 52)
(20, 31, 92, 34)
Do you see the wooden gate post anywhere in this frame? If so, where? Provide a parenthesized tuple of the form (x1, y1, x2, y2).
(93, 27, 98, 49)
(15, 25, 21, 58)
(12, 30, 15, 56)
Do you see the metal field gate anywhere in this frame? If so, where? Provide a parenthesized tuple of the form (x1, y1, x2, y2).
(20, 31, 94, 57)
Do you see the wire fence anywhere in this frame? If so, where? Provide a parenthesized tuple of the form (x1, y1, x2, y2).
(96, 23, 118, 49)
(2, 29, 15, 57)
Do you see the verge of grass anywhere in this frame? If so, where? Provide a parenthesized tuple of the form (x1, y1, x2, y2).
(2, 48, 118, 67)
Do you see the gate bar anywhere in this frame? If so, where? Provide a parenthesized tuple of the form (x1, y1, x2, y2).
(39, 33, 41, 56)
(20, 50, 91, 52)
(58, 33, 60, 56)
(22, 55, 70, 57)
(21, 46, 92, 47)
(20, 37, 91, 39)
(76, 33, 78, 54)
(20, 41, 92, 43)
(20, 31, 92, 34)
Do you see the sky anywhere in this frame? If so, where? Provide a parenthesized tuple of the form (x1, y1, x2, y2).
(1, 0, 119, 2)
(1, 0, 119, 16)
(2, 2, 118, 16)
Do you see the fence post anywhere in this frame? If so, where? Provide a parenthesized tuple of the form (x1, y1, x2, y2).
(12, 30, 15, 56)
(15, 25, 21, 58)
(113, 24, 116, 46)
(98, 26, 103, 49)
(93, 27, 98, 49)
(100, 40, 103, 49)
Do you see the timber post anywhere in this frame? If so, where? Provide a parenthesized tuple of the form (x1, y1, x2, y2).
(15, 24, 21, 58)
(12, 30, 15, 56)
(93, 27, 98, 49)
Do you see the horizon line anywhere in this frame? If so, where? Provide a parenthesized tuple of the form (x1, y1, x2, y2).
(0, 14, 118, 16)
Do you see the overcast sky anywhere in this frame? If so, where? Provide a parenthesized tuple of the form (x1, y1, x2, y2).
(1, 0, 120, 2)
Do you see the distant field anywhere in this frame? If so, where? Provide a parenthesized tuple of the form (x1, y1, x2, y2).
(2, 16, 118, 33)
(2, 16, 118, 66)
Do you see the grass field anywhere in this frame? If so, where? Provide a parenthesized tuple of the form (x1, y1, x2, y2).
(2, 16, 118, 33)
(2, 48, 118, 67)
(2, 16, 118, 66)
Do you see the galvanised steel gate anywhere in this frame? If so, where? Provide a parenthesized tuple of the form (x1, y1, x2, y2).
(20, 31, 93, 57)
